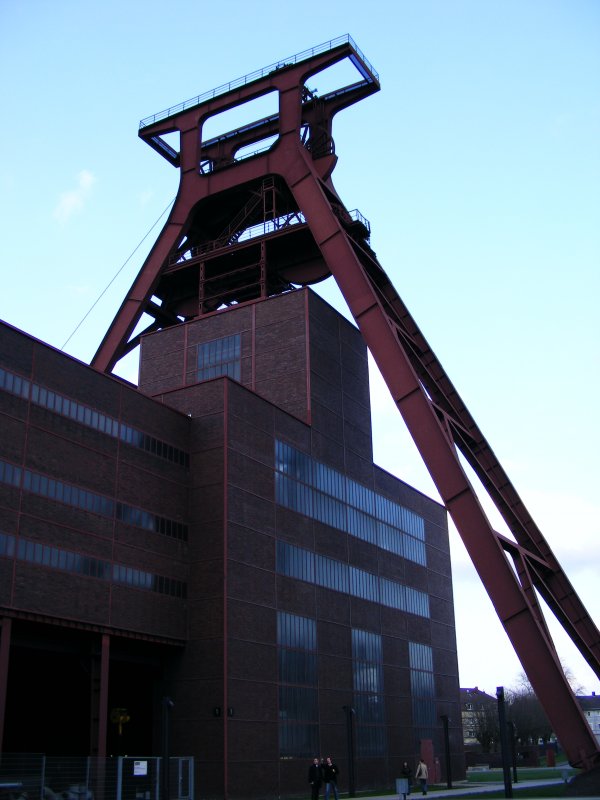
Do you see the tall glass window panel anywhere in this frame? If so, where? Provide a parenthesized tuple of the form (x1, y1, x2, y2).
(278, 611, 319, 758)
(352, 628, 386, 757)
(197, 333, 241, 382)
(409, 641, 436, 740)
(279, 722, 319, 759)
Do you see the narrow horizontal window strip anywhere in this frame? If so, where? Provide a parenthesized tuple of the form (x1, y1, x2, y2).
(0, 530, 186, 599)
(0, 366, 189, 467)
(276, 541, 429, 618)
(0, 458, 188, 541)
(275, 440, 426, 566)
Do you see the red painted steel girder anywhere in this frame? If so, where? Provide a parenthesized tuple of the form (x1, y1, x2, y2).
(92, 37, 600, 769)
(92, 36, 378, 373)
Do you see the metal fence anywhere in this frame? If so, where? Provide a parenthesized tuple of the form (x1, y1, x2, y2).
(0, 755, 193, 800)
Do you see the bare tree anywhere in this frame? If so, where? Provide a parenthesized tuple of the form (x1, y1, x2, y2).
(472, 700, 500, 753)
(508, 662, 585, 745)
(506, 684, 552, 745)
(514, 664, 585, 696)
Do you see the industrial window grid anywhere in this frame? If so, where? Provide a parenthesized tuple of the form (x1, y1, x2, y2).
(276, 541, 430, 618)
(277, 611, 319, 758)
(196, 333, 241, 382)
(0, 365, 189, 467)
(275, 440, 427, 566)
(0, 531, 186, 598)
(408, 641, 436, 740)
(0, 457, 188, 541)
(352, 628, 387, 757)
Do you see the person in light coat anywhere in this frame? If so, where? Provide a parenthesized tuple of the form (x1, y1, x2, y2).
(415, 759, 428, 795)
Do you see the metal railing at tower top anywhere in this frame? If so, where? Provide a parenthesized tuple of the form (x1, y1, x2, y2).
(139, 34, 379, 130)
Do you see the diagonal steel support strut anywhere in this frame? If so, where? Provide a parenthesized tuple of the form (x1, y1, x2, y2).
(92, 36, 600, 770)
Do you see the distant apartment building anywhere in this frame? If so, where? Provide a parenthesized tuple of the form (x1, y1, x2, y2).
(460, 687, 497, 746)
(578, 693, 600, 744)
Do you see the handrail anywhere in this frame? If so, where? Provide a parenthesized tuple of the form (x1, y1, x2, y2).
(167, 212, 307, 267)
(165, 206, 369, 269)
(139, 34, 378, 130)
(348, 208, 371, 234)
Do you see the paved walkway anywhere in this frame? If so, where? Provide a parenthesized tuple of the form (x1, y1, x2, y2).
(362, 775, 600, 799)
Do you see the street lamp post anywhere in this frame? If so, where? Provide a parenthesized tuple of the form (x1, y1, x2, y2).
(161, 697, 175, 800)
(509, 721, 518, 783)
(342, 705, 356, 797)
(496, 687, 513, 799)
(440, 715, 452, 789)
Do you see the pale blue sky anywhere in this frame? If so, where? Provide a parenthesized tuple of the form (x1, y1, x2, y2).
(1, 0, 599, 694)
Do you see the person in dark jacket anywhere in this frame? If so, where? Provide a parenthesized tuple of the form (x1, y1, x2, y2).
(323, 757, 340, 800)
(400, 761, 412, 797)
(308, 757, 323, 800)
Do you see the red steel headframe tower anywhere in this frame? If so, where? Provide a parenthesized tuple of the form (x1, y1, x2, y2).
(93, 36, 600, 770)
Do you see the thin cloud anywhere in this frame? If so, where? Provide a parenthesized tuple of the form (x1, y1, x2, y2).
(53, 170, 96, 224)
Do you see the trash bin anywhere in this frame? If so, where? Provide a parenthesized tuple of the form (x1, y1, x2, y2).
(396, 778, 409, 798)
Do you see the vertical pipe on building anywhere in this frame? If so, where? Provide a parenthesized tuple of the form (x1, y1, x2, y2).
(182, 322, 189, 387)
(343, 705, 356, 797)
(162, 697, 175, 800)
(304, 289, 312, 425)
(251, 303, 256, 391)
(440, 714, 452, 789)
(0, 617, 12, 753)
(260, 240, 266, 301)
(223, 379, 229, 799)
(98, 633, 110, 757)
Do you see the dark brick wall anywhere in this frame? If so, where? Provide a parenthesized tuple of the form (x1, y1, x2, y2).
(138, 289, 456, 797)
(0, 321, 189, 642)
(0, 285, 462, 797)
(139, 289, 374, 457)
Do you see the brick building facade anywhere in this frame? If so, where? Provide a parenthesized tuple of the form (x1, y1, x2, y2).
(0, 287, 463, 797)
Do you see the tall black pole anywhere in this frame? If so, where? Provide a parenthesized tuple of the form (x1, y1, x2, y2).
(440, 715, 452, 789)
(162, 697, 174, 800)
(496, 687, 512, 799)
(343, 705, 356, 797)
(509, 721, 518, 783)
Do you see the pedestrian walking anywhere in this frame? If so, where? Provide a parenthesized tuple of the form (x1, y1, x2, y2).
(308, 757, 323, 800)
(323, 756, 340, 800)
(400, 761, 412, 798)
(415, 759, 428, 795)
